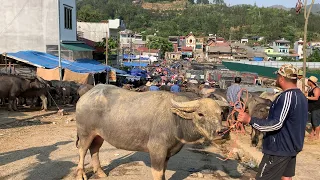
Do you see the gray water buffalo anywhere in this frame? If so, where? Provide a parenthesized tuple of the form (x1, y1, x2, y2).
(249, 102, 271, 150)
(50, 80, 80, 104)
(19, 84, 51, 111)
(77, 84, 94, 97)
(0, 75, 45, 111)
(259, 91, 281, 102)
(159, 85, 171, 91)
(245, 95, 273, 149)
(75, 84, 229, 180)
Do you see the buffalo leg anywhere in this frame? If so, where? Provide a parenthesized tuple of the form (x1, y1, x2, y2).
(13, 98, 18, 111)
(251, 129, 258, 147)
(149, 148, 166, 180)
(163, 157, 170, 180)
(47, 95, 52, 108)
(8, 98, 14, 111)
(257, 132, 264, 151)
(76, 134, 94, 180)
(89, 136, 107, 178)
(40, 95, 48, 111)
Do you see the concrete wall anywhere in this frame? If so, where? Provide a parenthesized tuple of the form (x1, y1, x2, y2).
(0, 0, 76, 53)
(77, 22, 109, 42)
(230, 60, 320, 68)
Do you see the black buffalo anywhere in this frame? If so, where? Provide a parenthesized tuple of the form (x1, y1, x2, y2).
(75, 84, 229, 180)
(0, 75, 45, 111)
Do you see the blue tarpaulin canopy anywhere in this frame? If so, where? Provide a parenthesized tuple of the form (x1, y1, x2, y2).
(123, 62, 148, 67)
(5, 51, 126, 74)
(123, 54, 138, 60)
(129, 68, 147, 78)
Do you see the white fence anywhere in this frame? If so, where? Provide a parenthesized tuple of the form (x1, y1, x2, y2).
(228, 61, 320, 68)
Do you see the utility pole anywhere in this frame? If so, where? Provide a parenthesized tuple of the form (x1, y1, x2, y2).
(57, 0, 62, 81)
(301, 0, 315, 92)
(106, 26, 109, 65)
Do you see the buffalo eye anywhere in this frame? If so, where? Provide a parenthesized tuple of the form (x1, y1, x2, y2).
(198, 113, 204, 117)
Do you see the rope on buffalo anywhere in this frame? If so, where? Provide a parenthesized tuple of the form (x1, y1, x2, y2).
(46, 90, 61, 110)
(217, 88, 249, 161)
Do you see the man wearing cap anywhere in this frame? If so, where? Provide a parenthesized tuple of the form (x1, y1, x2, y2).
(237, 64, 308, 180)
(306, 76, 320, 139)
(297, 69, 309, 93)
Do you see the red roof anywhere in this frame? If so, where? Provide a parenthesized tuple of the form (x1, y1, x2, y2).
(137, 47, 159, 53)
(216, 37, 225, 41)
(215, 42, 230, 47)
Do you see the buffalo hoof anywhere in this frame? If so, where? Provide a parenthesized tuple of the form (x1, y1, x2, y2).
(76, 168, 87, 180)
(92, 169, 107, 178)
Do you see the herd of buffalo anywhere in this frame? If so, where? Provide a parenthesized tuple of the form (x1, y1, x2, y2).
(0, 74, 281, 179)
(0, 74, 90, 111)
(0, 73, 280, 151)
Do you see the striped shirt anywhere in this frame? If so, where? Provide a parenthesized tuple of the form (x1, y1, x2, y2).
(226, 83, 241, 108)
(249, 88, 308, 156)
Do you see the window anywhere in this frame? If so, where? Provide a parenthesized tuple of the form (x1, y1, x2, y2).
(190, 39, 193, 43)
(64, 6, 72, 29)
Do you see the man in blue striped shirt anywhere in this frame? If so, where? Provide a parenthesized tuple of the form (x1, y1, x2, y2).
(237, 64, 308, 180)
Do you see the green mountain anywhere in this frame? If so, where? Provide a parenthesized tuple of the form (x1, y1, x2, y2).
(76, 0, 320, 42)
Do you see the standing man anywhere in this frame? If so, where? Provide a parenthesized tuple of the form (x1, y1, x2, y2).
(149, 81, 160, 91)
(297, 69, 309, 93)
(237, 64, 308, 180)
(170, 82, 181, 93)
(306, 76, 320, 140)
(226, 77, 242, 118)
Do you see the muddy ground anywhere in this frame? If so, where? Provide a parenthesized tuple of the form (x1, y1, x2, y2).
(0, 107, 258, 180)
(0, 107, 319, 180)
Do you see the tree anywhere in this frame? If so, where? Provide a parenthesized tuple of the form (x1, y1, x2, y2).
(307, 49, 320, 62)
(77, 5, 102, 22)
(96, 38, 119, 55)
(146, 36, 173, 58)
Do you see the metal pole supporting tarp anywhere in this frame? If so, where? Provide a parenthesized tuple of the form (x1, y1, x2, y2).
(57, 0, 63, 81)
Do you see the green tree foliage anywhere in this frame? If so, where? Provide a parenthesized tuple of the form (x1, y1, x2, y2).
(146, 36, 174, 57)
(77, 5, 102, 22)
(77, 1, 320, 43)
(308, 49, 320, 62)
(96, 38, 118, 55)
(145, 0, 174, 2)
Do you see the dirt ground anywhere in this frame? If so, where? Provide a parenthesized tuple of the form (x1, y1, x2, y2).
(0, 107, 258, 180)
(0, 107, 319, 180)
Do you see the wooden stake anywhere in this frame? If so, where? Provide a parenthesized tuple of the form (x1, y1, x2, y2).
(302, 0, 315, 92)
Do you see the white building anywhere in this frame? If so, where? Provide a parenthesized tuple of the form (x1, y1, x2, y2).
(119, 30, 146, 50)
(108, 19, 126, 40)
(273, 38, 290, 54)
(0, 0, 94, 60)
(240, 38, 249, 44)
(294, 38, 304, 59)
(77, 22, 109, 43)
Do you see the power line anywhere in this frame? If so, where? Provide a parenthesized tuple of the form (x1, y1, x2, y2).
(0, 0, 30, 36)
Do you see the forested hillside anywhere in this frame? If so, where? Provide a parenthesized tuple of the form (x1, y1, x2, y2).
(76, 0, 320, 42)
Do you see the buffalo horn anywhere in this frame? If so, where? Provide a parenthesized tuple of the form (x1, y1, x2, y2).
(213, 100, 230, 107)
(171, 99, 200, 108)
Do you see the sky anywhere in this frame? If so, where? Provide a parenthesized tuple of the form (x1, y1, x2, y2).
(222, 0, 307, 7)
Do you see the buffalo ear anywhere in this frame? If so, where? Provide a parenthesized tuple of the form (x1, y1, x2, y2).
(171, 108, 194, 120)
